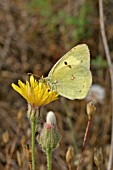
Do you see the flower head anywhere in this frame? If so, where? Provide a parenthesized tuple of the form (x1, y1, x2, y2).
(12, 75, 58, 108)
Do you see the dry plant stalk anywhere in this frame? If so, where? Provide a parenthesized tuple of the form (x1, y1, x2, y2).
(99, 0, 113, 170)
(77, 102, 96, 170)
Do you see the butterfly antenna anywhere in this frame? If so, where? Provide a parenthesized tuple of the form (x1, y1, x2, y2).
(27, 73, 40, 79)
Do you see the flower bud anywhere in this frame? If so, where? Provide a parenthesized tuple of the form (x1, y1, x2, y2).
(66, 145, 75, 169)
(2, 131, 9, 144)
(86, 101, 96, 119)
(46, 111, 56, 126)
(38, 111, 61, 153)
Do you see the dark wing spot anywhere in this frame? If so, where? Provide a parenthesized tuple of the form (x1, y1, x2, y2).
(81, 60, 83, 63)
(79, 90, 81, 93)
(64, 61, 72, 68)
(64, 61, 68, 65)
(68, 65, 72, 68)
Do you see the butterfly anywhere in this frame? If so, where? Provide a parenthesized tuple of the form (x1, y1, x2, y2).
(45, 44, 92, 100)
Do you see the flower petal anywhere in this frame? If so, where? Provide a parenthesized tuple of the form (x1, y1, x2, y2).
(12, 83, 23, 95)
(12, 75, 58, 107)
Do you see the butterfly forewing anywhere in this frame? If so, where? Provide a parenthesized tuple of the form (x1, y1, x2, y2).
(48, 44, 90, 78)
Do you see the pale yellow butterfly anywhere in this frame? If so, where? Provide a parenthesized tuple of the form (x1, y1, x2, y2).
(46, 44, 92, 100)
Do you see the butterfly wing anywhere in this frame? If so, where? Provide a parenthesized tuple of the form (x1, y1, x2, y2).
(48, 65, 92, 99)
(48, 44, 90, 78)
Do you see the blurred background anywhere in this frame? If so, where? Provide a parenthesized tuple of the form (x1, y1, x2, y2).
(0, 0, 113, 169)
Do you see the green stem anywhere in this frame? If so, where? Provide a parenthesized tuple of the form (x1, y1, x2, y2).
(47, 149, 52, 170)
(31, 119, 36, 170)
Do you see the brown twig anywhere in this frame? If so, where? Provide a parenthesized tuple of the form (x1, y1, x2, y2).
(76, 116, 92, 170)
(99, 0, 113, 170)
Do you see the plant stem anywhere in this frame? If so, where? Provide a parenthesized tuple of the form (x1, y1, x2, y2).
(31, 119, 36, 170)
(99, 1, 113, 169)
(98, 166, 101, 170)
(47, 149, 52, 170)
(77, 117, 92, 170)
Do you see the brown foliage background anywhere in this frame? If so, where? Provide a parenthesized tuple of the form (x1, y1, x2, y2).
(0, 0, 113, 169)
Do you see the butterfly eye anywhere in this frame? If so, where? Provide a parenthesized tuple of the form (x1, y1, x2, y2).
(48, 89, 50, 92)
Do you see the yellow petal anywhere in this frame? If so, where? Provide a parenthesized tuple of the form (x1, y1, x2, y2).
(18, 80, 25, 89)
(12, 75, 58, 107)
(12, 83, 22, 95)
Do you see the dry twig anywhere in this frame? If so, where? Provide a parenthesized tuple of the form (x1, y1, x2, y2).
(99, 0, 113, 170)
(76, 102, 96, 170)
(76, 115, 92, 170)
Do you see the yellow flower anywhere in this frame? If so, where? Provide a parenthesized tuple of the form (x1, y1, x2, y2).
(12, 75, 58, 107)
